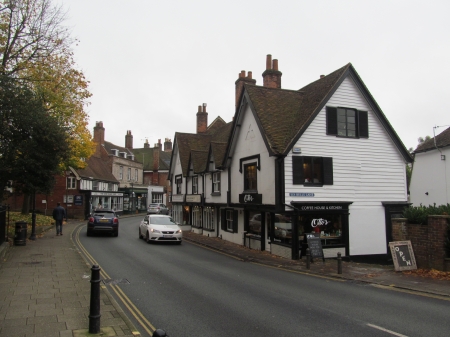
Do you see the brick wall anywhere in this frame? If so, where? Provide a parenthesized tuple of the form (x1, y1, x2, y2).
(392, 215, 449, 270)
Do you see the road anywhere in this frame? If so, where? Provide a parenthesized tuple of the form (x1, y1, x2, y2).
(76, 216, 450, 337)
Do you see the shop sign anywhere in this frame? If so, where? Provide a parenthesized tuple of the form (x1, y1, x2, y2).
(172, 194, 184, 202)
(74, 195, 83, 206)
(186, 194, 201, 203)
(290, 192, 315, 197)
(239, 193, 262, 204)
(389, 241, 417, 271)
(91, 192, 124, 197)
(301, 205, 343, 211)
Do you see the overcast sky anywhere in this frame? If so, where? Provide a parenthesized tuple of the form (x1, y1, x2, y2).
(57, 0, 450, 152)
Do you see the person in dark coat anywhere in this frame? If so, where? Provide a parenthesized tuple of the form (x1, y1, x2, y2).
(52, 202, 66, 236)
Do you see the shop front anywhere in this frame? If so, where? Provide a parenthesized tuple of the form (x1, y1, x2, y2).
(121, 187, 147, 214)
(90, 191, 124, 216)
(291, 202, 351, 259)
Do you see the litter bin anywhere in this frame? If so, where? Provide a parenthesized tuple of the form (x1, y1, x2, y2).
(14, 221, 27, 246)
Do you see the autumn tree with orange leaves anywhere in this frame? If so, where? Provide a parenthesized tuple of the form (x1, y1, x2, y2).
(0, 0, 94, 208)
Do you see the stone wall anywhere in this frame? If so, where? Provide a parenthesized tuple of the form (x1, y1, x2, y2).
(392, 215, 449, 271)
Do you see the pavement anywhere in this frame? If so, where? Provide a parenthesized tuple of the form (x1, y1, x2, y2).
(1, 217, 449, 337)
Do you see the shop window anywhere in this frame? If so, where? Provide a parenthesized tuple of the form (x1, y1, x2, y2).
(298, 214, 343, 248)
(192, 206, 201, 228)
(203, 207, 215, 230)
(272, 214, 292, 244)
(249, 212, 262, 236)
(244, 163, 257, 192)
(293, 156, 333, 185)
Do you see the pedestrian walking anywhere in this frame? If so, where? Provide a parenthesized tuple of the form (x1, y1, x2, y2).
(52, 202, 66, 236)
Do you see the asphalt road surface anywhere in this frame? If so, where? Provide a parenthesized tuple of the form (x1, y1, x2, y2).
(77, 216, 450, 337)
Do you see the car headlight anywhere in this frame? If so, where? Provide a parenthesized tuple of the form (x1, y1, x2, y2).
(151, 228, 161, 233)
(176, 229, 182, 234)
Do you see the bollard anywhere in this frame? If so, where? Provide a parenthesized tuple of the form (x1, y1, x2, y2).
(89, 265, 101, 334)
(337, 252, 342, 274)
(306, 248, 310, 270)
(153, 328, 168, 336)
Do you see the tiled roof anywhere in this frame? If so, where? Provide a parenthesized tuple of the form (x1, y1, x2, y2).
(414, 127, 450, 153)
(132, 148, 172, 171)
(103, 141, 133, 156)
(191, 150, 209, 173)
(244, 64, 349, 155)
(76, 156, 118, 182)
(174, 121, 232, 176)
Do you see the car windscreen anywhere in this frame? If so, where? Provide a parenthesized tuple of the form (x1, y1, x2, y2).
(150, 217, 176, 225)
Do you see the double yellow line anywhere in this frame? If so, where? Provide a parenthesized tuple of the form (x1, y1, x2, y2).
(72, 224, 156, 336)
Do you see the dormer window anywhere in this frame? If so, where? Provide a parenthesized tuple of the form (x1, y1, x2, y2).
(112, 149, 119, 156)
(120, 152, 127, 159)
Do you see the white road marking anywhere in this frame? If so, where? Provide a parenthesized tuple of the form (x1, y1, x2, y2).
(367, 323, 409, 337)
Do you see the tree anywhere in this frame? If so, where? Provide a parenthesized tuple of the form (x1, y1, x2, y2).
(0, 0, 94, 172)
(0, 75, 70, 201)
(418, 135, 431, 144)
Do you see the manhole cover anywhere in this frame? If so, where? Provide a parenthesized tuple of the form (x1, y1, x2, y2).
(102, 278, 130, 285)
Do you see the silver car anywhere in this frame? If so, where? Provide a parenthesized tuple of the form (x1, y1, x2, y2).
(147, 203, 169, 215)
(139, 215, 182, 244)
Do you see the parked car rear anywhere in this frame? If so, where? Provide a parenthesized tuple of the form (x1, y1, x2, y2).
(147, 203, 169, 215)
(87, 209, 119, 237)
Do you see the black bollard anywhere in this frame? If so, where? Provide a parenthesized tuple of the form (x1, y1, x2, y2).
(89, 265, 101, 333)
(337, 252, 342, 274)
(306, 248, 310, 270)
(153, 328, 168, 336)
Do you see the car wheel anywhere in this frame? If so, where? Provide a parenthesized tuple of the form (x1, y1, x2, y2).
(146, 231, 151, 243)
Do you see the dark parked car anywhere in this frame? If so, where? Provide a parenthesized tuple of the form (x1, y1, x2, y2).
(87, 209, 119, 237)
(147, 203, 169, 215)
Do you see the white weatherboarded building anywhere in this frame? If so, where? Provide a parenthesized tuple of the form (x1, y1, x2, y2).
(169, 55, 412, 261)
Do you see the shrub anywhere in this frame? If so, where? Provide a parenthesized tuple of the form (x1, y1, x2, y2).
(402, 203, 450, 225)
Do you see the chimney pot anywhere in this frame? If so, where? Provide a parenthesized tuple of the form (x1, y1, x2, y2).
(248, 71, 252, 79)
(320, 75, 325, 79)
(266, 54, 272, 70)
(273, 59, 278, 71)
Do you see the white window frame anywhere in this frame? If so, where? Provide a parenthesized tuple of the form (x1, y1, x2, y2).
(226, 209, 233, 231)
(192, 206, 201, 227)
(192, 176, 198, 194)
(119, 166, 123, 180)
(204, 207, 214, 230)
(213, 172, 221, 193)
(66, 177, 76, 189)
(127, 168, 131, 181)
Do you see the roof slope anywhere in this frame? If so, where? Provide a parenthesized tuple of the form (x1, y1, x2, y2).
(241, 63, 412, 162)
(132, 147, 172, 171)
(76, 156, 118, 182)
(414, 127, 450, 153)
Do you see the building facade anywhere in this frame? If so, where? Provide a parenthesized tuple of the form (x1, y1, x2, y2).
(169, 55, 413, 261)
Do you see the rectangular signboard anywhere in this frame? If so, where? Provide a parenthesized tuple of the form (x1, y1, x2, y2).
(389, 241, 417, 271)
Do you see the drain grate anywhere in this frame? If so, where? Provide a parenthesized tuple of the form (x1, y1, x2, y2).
(102, 278, 130, 285)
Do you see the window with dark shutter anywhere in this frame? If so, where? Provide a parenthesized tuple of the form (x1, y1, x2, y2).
(232, 210, 238, 233)
(292, 156, 304, 184)
(326, 107, 338, 135)
(358, 110, 369, 138)
(326, 106, 369, 138)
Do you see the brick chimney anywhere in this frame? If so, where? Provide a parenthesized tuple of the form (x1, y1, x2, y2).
(262, 54, 282, 89)
(144, 139, 150, 148)
(164, 138, 172, 152)
(93, 121, 105, 145)
(235, 70, 256, 107)
(196, 103, 208, 134)
(152, 142, 160, 185)
(125, 130, 133, 149)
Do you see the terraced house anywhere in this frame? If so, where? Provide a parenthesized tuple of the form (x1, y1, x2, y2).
(169, 55, 413, 261)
